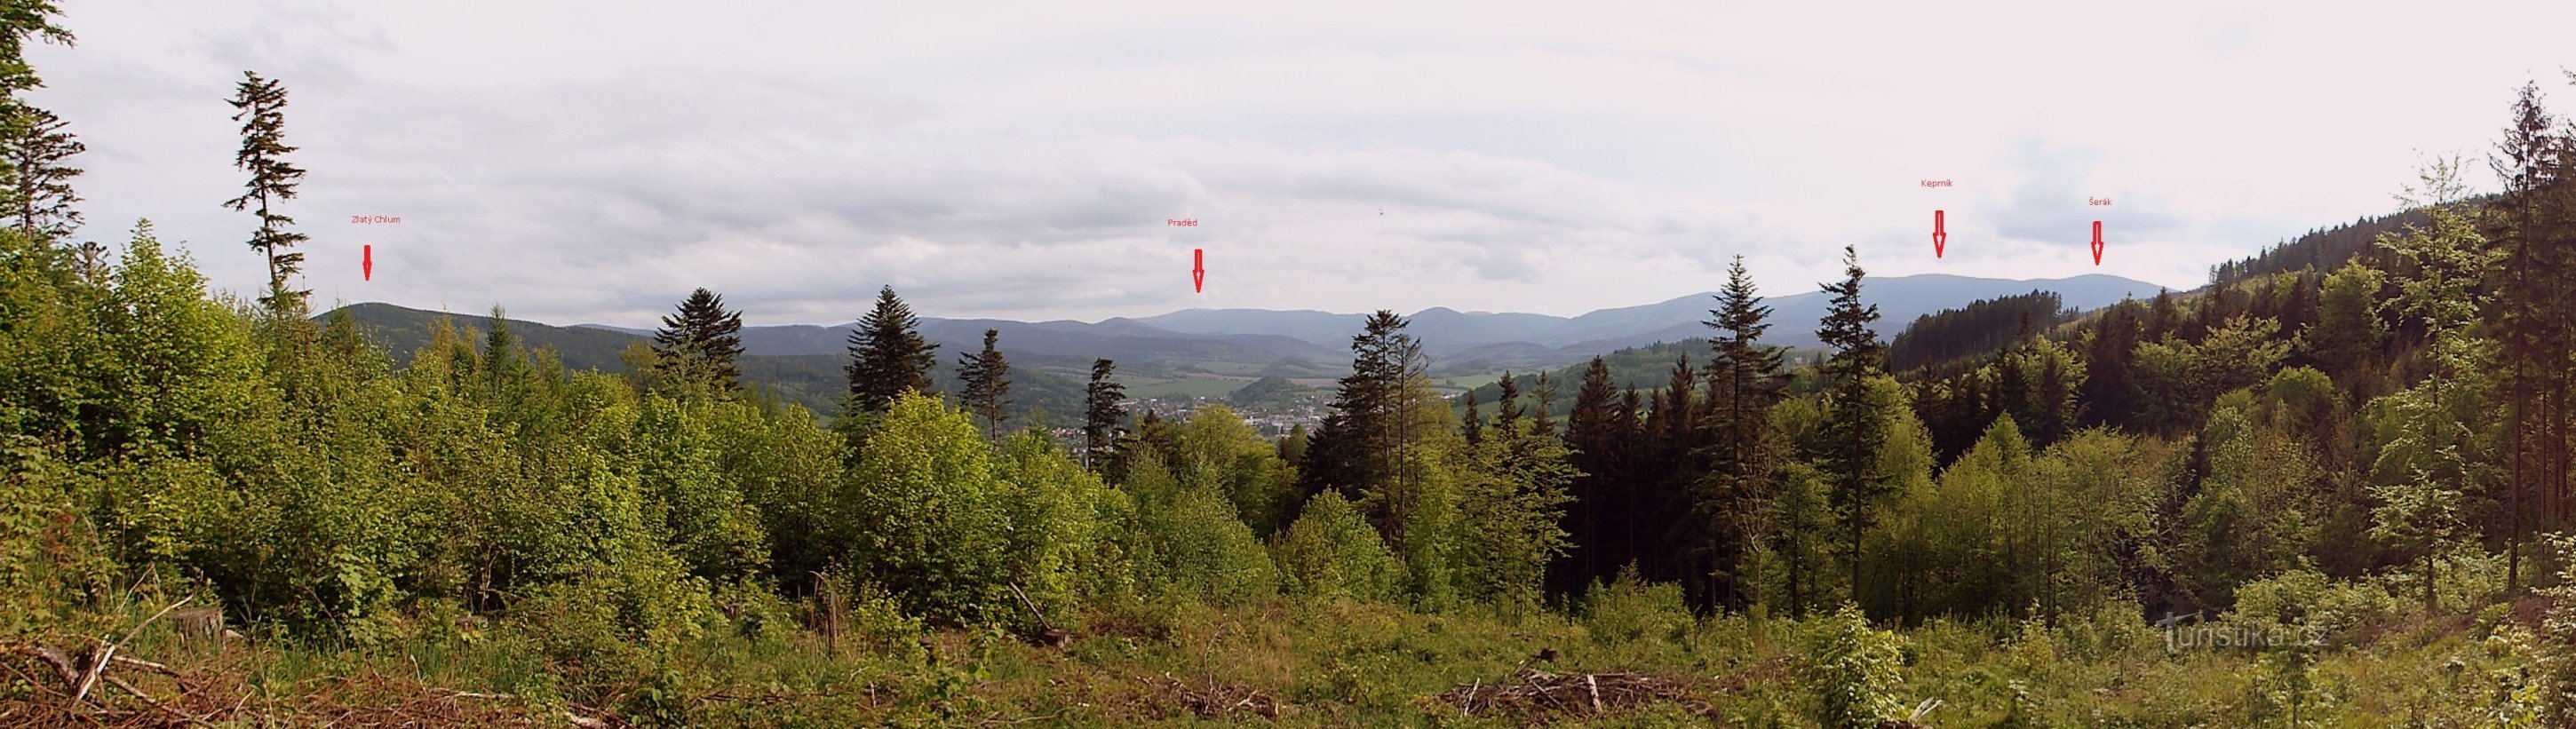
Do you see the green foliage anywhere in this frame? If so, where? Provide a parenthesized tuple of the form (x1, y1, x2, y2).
(2132, 316, 2291, 433)
(1447, 418, 1575, 609)
(1800, 602, 1907, 728)
(0, 438, 109, 634)
(1121, 453, 1278, 605)
(2174, 399, 2321, 611)
(841, 392, 1014, 624)
(1580, 567, 1690, 646)
(994, 431, 1124, 622)
(630, 396, 767, 582)
(1272, 490, 1401, 601)
(1173, 404, 1294, 535)
(2305, 261, 2386, 373)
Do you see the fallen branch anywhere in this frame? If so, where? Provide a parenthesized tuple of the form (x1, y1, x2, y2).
(1439, 669, 1710, 721)
(72, 596, 195, 705)
(102, 673, 190, 723)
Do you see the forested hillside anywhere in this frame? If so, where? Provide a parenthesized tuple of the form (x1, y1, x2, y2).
(19, 3, 2576, 724)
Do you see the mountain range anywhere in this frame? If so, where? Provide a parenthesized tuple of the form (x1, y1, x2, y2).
(324, 273, 2167, 420)
(577, 273, 2166, 373)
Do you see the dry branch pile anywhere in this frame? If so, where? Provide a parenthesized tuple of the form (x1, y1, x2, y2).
(1, 597, 622, 727)
(1148, 673, 1281, 719)
(1438, 668, 1712, 722)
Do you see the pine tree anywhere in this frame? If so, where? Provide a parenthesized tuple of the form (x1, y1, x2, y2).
(1083, 358, 1125, 471)
(1815, 244, 1887, 604)
(224, 71, 307, 313)
(1532, 371, 1560, 438)
(1, 101, 80, 242)
(1459, 389, 1484, 446)
(2146, 289, 2177, 342)
(1299, 311, 1420, 502)
(957, 328, 1013, 439)
(0, 1, 69, 99)
(1639, 355, 1700, 585)
(1699, 255, 1786, 609)
(845, 285, 938, 414)
(651, 287, 746, 390)
(1494, 372, 1523, 432)
(2489, 83, 2569, 588)
(2078, 303, 2141, 429)
(1562, 357, 1625, 590)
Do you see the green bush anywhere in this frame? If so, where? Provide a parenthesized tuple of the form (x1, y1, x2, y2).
(1273, 490, 1401, 601)
(1580, 567, 1691, 646)
(1801, 602, 1908, 728)
(1121, 454, 1277, 604)
(841, 392, 1016, 624)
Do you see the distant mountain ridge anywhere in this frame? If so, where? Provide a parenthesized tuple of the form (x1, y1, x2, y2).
(1070, 273, 2159, 356)
(574, 273, 2165, 368)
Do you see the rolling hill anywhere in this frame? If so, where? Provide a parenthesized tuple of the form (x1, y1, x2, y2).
(323, 273, 2165, 416)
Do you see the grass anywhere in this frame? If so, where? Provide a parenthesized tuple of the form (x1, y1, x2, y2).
(5, 589, 2562, 725)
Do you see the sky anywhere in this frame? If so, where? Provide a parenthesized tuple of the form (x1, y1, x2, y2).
(31, 1, 2576, 327)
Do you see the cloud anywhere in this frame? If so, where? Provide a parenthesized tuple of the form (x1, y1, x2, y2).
(36, 1, 2576, 327)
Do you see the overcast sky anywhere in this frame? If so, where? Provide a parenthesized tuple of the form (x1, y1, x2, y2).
(33, 2, 2576, 327)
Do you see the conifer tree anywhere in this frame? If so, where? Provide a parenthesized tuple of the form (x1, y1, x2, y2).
(845, 285, 938, 414)
(1688, 258, 1791, 608)
(1, 102, 79, 242)
(1298, 311, 1419, 501)
(0, 1, 69, 99)
(651, 287, 745, 390)
(1459, 389, 1483, 446)
(957, 328, 1012, 439)
(1082, 358, 1125, 471)
(2489, 83, 2572, 587)
(2376, 156, 2501, 605)
(1531, 371, 1560, 438)
(1561, 357, 1625, 590)
(224, 71, 307, 313)
(1494, 371, 1523, 432)
(1815, 244, 1887, 603)
(2079, 303, 2142, 429)
(1634, 355, 1701, 586)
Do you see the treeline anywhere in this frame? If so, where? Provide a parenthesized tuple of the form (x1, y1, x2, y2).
(2206, 209, 2428, 288)
(1888, 289, 2066, 371)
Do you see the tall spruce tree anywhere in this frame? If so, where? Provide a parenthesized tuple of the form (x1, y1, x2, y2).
(1815, 244, 1887, 603)
(845, 285, 938, 414)
(1082, 358, 1125, 471)
(1638, 355, 1701, 587)
(1, 102, 79, 242)
(0, 3, 75, 246)
(1298, 311, 1418, 503)
(957, 328, 1012, 439)
(1531, 371, 1561, 438)
(1494, 372, 1523, 432)
(1459, 389, 1484, 446)
(224, 71, 307, 313)
(1700, 254, 1785, 609)
(2078, 303, 2141, 429)
(651, 288, 746, 390)
(1561, 357, 1626, 592)
(2488, 82, 2570, 587)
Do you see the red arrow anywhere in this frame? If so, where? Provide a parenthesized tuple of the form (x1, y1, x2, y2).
(1192, 249, 1205, 293)
(2090, 221, 2104, 265)
(1933, 210, 1946, 258)
(363, 244, 373, 281)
